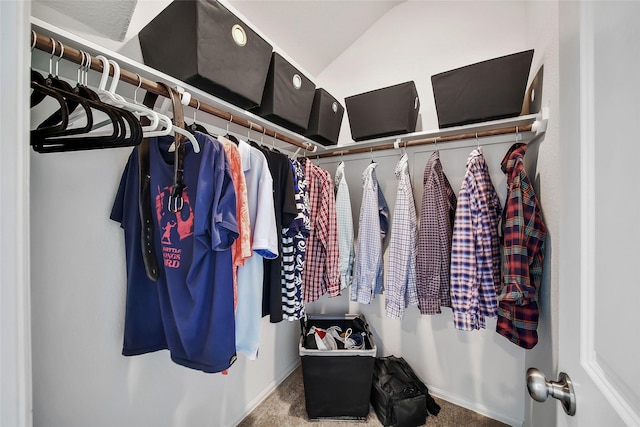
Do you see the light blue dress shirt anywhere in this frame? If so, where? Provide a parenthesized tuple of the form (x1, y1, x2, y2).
(334, 162, 354, 290)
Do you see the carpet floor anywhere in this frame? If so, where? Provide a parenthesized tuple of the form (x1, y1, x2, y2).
(238, 366, 509, 427)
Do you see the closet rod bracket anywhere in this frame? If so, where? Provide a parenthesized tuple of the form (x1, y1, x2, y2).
(532, 106, 549, 136)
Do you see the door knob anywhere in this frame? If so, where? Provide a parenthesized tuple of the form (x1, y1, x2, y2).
(526, 368, 576, 416)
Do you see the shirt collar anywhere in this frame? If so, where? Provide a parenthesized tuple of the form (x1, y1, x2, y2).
(395, 153, 409, 178)
(237, 138, 252, 173)
(466, 147, 483, 167)
(363, 162, 378, 185)
(335, 161, 345, 186)
(501, 143, 527, 175)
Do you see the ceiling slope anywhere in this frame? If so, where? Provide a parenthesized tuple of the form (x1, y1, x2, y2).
(227, 0, 405, 77)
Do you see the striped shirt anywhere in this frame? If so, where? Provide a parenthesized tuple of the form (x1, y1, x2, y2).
(335, 162, 355, 290)
(301, 159, 341, 302)
(450, 148, 502, 331)
(416, 151, 457, 315)
(281, 159, 310, 320)
(385, 154, 419, 319)
(352, 163, 389, 304)
(496, 143, 546, 349)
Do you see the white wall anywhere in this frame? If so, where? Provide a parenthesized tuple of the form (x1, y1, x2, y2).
(317, 0, 529, 145)
(28, 53, 301, 427)
(309, 1, 559, 425)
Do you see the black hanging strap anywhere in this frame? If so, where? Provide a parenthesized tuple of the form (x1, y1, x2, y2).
(137, 83, 187, 281)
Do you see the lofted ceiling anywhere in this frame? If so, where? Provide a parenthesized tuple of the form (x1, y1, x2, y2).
(32, 0, 404, 78)
(226, 0, 405, 76)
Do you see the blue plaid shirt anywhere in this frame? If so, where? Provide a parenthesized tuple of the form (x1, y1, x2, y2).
(450, 148, 502, 330)
(352, 163, 389, 304)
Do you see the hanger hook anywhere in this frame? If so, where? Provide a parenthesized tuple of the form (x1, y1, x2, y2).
(76, 50, 84, 84)
(227, 115, 232, 134)
(49, 37, 57, 76)
(83, 52, 91, 86)
(248, 122, 253, 139)
(55, 40, 64, 77)
(31, 30, 37, 51)
(476, 132, 480, 149)
(133, 73, 143, 103)
(515, 126, 519, 142)
(193, 99, 201, 123)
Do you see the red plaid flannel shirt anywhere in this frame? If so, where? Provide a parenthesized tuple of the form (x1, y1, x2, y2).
(301, 159, 340, 302)
(496, 143, 547, 349)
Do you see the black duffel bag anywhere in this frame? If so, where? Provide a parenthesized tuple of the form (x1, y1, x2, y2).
(371, 356, 440, 427)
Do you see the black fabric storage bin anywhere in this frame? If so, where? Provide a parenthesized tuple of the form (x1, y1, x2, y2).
(345, 81, 420, 142)
(300, 314, 376, 420)
(252, 53, 316, 133)
(303, 89, 344, 146)
(431, 49, 534, 128)
(138, 0, 273, 109)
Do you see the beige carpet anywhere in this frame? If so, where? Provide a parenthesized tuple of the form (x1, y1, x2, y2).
(238, 366, 509, 427)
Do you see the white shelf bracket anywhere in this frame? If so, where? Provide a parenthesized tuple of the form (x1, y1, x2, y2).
(531, 106, 549, 136)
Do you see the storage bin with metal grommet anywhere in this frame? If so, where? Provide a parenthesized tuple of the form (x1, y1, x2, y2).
(138, 0, 273, 110)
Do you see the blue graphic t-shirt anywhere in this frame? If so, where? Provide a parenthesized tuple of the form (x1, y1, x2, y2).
(111, 132, 238, 373)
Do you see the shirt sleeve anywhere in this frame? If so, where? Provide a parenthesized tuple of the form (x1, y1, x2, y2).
(475, 181, 499, 324)
(450, 172, 479, 331)
(232, 147, 253, 266)
(336, 179, 354, 289)
(419, 165, 445, 314)
(110, 150, 135, 226)
(252, 160, 278, 259)
(498, 170, 541, 304)
(211, 148, 239, 251)
(281, 158, 298, 231)
(320, 171, 341, 297)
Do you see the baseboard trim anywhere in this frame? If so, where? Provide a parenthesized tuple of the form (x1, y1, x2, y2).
(429, 386, 524, 427)
(231, 359, 301, 427)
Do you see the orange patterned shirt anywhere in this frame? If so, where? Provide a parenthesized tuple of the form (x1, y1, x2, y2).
(220, 137, 252, 308)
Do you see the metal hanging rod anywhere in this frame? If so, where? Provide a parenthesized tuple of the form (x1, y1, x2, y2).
(30, 31, 317, 153)
(314, 110, 548, 159)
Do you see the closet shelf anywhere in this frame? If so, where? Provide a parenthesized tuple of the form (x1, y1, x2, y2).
(315, 109, 549, 159)
(30, 18, 324, 153)
(31, 18, 548, 157)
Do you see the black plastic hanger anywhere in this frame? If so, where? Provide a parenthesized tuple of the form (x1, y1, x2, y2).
(30, 69, 47, 107)
(186, 99, 211, 136)
(36, 40, 90, 131)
